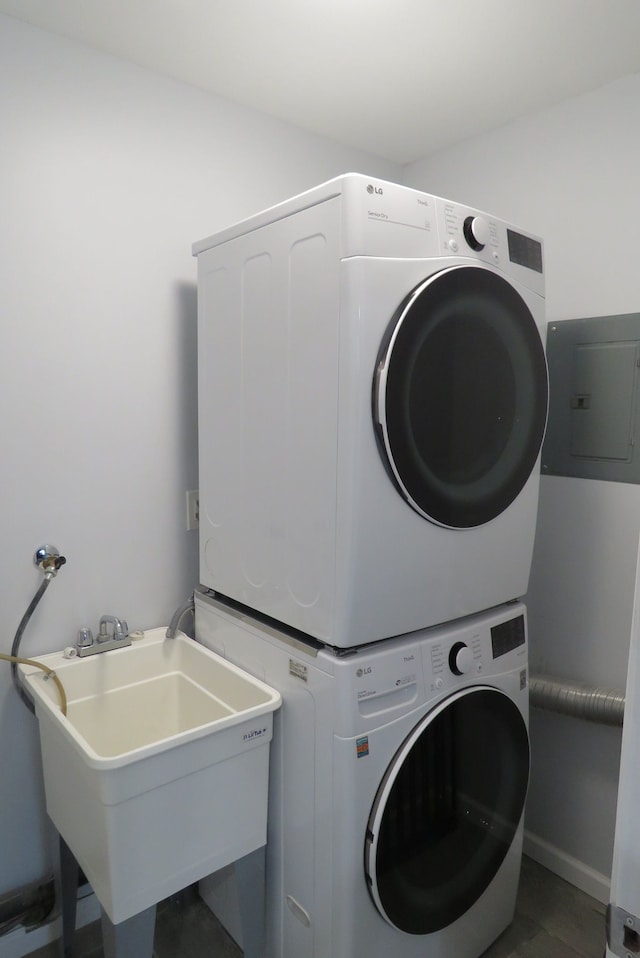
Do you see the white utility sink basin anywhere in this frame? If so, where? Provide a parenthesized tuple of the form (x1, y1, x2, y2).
(20, 629, 281, 924)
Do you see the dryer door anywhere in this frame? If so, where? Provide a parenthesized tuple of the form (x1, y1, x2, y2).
(364, 686, 529, 935)
(374, 264, 548, 528)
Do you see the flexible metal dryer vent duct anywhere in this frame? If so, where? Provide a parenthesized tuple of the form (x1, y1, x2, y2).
(529, 674, 625, 727)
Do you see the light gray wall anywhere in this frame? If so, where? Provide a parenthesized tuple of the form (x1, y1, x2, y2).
(0, 12, 399, 906)
(404, 75, 640, 901)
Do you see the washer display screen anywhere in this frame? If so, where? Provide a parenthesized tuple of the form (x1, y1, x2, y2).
(491, 614, 526, 659)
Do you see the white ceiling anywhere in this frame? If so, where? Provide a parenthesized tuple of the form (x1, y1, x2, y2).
(2, 0, 640, 164)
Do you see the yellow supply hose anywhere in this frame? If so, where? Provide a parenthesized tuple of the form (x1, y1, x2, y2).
(0, 653, 67, 716)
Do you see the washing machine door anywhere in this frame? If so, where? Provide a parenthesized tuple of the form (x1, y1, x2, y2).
(364, 685, 529, 935)
(374, 264, 548, 528)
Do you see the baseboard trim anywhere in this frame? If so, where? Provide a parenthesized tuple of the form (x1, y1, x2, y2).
(523, 830, 611, 904)
(0, 890, 100, 958)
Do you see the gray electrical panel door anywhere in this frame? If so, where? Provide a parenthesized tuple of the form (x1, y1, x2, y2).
(542, 314, 640, 483)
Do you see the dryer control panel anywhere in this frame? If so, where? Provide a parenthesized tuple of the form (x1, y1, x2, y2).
(340, 175, 545, 295)
(434, 196, 544, 296)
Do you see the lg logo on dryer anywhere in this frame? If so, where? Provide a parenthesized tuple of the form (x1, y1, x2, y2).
(366, 184, 383, 195)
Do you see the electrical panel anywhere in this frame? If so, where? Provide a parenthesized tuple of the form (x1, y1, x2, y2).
(542, 313, 640, 483)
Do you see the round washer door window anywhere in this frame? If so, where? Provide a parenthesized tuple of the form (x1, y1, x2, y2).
(364, 686, 529, 935)
(374, 265, 548, 528)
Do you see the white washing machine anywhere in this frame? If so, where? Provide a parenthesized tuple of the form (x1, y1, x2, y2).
(195, 589, 530, 958)
(193, 174, 548, 647)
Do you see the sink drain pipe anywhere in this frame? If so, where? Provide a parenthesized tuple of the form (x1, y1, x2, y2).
(529, 673, 625, 727)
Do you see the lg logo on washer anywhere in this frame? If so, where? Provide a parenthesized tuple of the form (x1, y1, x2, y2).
(367, 183, 383, 195)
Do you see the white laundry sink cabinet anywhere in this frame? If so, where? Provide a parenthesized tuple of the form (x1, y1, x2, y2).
(20, 629, 281, 924)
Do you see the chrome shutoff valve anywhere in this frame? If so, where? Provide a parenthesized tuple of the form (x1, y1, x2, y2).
(34, 545, 67, 578)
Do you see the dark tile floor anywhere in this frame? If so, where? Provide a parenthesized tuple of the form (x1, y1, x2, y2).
(29, 856, 607, 958)
(483, 856, 606, 958)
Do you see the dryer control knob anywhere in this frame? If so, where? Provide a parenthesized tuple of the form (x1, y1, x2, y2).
(463, 215, 489, 250)
(449, 642, 474, 676)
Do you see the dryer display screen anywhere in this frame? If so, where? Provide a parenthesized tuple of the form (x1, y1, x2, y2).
(491, 615, 526, 659)
(507, 229, 543, 273)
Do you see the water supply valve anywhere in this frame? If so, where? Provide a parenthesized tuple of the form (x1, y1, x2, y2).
(34, 545, 67, 577)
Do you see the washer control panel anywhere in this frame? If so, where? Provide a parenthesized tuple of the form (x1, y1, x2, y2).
(429, 629, 485, 691)
(448, 641, 474, 675)
(339, 602, 527, 723)
(424, 605, 526, 695)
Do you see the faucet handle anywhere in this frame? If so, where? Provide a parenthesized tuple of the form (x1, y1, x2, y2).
(76, 627, 94, 650)
(98, 615, 129, 642)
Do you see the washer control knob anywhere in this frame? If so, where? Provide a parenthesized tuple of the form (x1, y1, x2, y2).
(449, 642, 474, 676)
(463, 215, 489, 250)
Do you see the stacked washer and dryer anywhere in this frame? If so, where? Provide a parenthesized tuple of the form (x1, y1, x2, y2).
(192, 174, 548, 958)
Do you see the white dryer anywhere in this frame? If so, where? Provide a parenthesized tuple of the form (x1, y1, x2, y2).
(193, 174, 547, 646)
(195, 589, 530, 958)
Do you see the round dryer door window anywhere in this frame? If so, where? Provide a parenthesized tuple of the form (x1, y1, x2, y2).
(364, 686, 529, 935)
(374, 265, 548, 528)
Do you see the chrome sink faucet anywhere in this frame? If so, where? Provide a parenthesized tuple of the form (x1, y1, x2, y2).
(98, 615, 129, 643)
(76, 615, 132, 657)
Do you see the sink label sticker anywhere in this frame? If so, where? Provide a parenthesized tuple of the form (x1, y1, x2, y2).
(243, 726, 268, 743)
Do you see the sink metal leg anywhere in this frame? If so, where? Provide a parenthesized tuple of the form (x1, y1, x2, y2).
(235, 846, 266, 958)
(59, 836, 79, 958)
(100, 904, 156, 958)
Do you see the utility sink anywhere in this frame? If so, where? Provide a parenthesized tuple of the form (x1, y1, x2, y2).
(20, 629, 281, 924)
